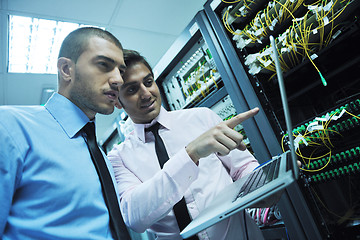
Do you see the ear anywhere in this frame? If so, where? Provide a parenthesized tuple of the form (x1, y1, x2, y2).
(57, 57, 73, 82)
(115, 97, 123, 109)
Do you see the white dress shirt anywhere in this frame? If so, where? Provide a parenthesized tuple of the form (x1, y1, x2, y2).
(108, 106, 264, 239)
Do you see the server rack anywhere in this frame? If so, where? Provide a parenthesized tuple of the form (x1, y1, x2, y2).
(153, 9, 288, 238)
(153, 10, 276, 162)
(204, 0, 360, 239)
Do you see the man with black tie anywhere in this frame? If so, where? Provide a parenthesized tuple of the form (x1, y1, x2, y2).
(0, 27, 130, 240)
(108, 50, 264, 239)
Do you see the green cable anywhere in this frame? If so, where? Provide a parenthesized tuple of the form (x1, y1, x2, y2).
(319, 71, 327, 86)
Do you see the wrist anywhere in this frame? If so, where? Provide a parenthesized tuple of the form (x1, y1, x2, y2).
(185, 145, 199, 165)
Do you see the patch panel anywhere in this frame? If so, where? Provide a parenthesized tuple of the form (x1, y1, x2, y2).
(307, 146, 360, 170)
(291, 99, 359, 147)
(210, 95, 251, 149)
(310, 162, 360, 182)
(232, 0, 359, 77)
(161, 37, 222, 110)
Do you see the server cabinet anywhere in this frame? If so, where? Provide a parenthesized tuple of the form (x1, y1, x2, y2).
(154, 10, 275, 162)
(204, 0, 360, 239)
(153, 9, 289, 239)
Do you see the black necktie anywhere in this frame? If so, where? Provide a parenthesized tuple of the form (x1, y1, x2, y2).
(82, 122, 130, 240)
(147, 123, 199, 240)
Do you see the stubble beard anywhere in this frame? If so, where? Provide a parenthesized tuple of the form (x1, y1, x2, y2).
(70, 70, 114, 116)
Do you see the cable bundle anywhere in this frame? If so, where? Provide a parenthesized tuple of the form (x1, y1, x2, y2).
(222, 0, 356, 86)
(246, 205, 282, 226)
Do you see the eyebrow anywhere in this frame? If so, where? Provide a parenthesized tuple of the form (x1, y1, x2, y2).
(94, 55, 115, 64)
(121, 73, 154, 89)
(121, 81, 137, 89)
(94, 55, 126, 70)
(143, 73, 153, 80)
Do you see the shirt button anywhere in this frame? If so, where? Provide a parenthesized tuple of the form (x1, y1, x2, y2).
(189, 176, 192, 181)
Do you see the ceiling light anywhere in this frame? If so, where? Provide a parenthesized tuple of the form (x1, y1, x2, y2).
(8, 15, 102, 74)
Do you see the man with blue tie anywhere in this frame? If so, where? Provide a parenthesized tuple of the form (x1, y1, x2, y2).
(0, 27, 130, 240)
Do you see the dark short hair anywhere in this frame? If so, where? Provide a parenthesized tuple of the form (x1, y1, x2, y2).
(58, 27, 123, 63)
(123, 49, 153, 77)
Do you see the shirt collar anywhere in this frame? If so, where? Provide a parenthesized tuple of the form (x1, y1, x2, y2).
(133, 106, 171, 142)
(44, 93, 91, 138)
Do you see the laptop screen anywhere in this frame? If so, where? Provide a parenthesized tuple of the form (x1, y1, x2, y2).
(269, 35, 299, 179)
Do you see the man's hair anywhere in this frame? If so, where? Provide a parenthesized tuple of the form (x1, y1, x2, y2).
(123, 49, 154, 77)
(58, 27, 123, 63)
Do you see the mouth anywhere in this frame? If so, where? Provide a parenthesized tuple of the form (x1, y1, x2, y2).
(140, 100, 155, 109)
(104, 90, 118, 101)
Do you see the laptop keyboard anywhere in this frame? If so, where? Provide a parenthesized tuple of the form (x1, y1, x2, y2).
(233, 156, 281, 202)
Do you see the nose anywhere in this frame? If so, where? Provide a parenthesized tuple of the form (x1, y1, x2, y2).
(109, 68, 123, 89)
(139, 84, 152, 100)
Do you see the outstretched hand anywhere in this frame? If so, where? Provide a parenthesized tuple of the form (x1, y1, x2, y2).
(186, 107, 260, 164)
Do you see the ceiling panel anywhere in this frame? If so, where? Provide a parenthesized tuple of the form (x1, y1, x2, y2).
(7, 0, 119, 25)
(112, 0, 205, 35)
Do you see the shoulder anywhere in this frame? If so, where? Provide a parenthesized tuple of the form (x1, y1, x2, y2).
(0, 106, 44, 161)
(107, 131, 137, 156)
(0, 105, 44, 115)
(0, 105, 47, 140)
(0, 105, 43, 123)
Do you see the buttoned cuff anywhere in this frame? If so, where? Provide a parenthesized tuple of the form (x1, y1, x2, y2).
(162, 147, 199, 193)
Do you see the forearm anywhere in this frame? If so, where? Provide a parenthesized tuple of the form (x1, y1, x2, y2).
(116, 148, 199, 232)
(120, 171, 184, 232)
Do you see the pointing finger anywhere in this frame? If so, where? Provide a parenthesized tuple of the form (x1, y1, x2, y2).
(237, 140, 247, 151)
(225, 107, 259, 129)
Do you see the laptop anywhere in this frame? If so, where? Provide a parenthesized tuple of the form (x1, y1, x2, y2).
(180, 35, 299, 239)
